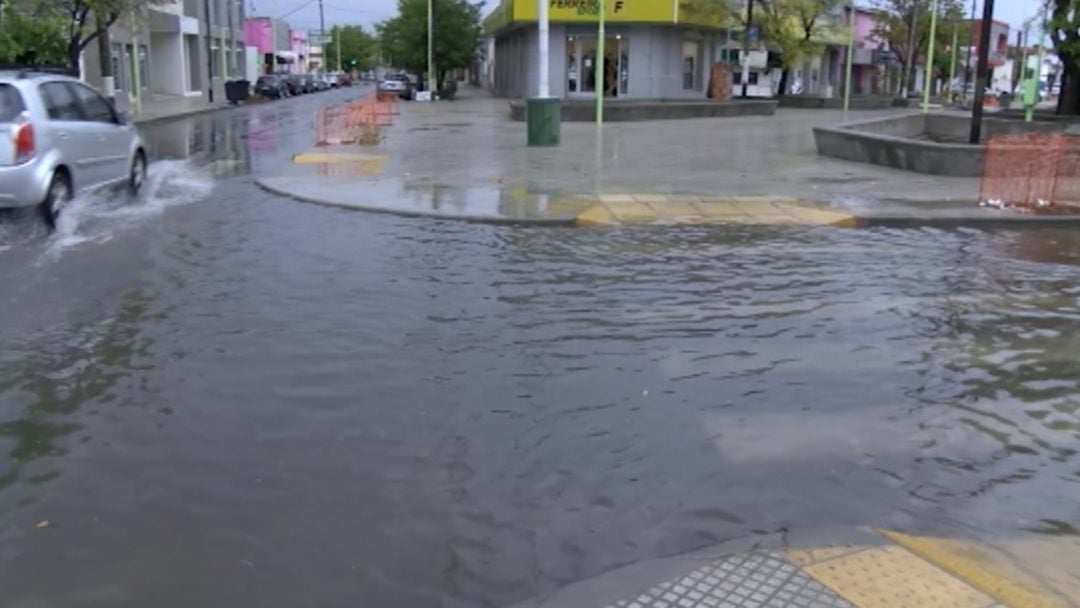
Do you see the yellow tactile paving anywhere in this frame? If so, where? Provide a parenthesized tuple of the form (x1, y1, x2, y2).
(879, 530, 1072, 608)
(797, 545, 997, 608)
(606, 200, 658, 222)
(786, 545, 868, 567)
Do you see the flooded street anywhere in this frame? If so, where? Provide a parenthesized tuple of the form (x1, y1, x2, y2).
(1, 91, 1079, 607)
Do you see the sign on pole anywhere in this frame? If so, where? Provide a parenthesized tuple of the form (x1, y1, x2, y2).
(310, 33, 332, 45)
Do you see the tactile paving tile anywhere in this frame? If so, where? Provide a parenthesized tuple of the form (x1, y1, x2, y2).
(603, 551, 854, 608)
(798, 546, 996, 608)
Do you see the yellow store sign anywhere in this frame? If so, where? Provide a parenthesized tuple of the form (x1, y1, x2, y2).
(511, 0, 676, 23)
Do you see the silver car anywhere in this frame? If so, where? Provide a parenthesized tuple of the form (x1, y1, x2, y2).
(0, 69, 146, 227)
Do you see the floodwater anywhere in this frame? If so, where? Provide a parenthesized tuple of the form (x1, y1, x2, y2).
(1, 94, 1079, 608)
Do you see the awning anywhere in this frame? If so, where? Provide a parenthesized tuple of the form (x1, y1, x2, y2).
(275, 51, 299, 63)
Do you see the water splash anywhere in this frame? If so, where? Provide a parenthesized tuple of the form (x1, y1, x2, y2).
(47, 160, 214, 255)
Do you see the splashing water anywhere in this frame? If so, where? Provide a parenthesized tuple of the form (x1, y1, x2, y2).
(47, 160, 214, 254)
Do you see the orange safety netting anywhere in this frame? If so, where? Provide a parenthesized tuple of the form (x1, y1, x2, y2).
(314, 94, 396, 146)
(980, 133, 1080, 211)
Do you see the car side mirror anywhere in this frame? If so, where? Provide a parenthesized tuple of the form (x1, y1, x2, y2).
(116, 111, 130, 125)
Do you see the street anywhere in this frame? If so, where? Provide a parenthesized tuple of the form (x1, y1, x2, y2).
(1, 90, 1079, 607)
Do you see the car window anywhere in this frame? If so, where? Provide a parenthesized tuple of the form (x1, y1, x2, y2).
(70, 83, 117, 123)
(0, 84, 27, 122)
(40, 82, 84, 121)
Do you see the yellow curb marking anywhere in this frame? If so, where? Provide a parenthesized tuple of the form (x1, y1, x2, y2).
(879, 530, 1071, 608)
(791, 545, 996, 608)
(785, 545, 866, 567)
(293, 152, 386, 165)
(576, 204, 616, 226)
(575, 196, 857, 227)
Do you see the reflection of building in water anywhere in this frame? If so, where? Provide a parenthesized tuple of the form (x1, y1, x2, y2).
(140, 116, 252, 176)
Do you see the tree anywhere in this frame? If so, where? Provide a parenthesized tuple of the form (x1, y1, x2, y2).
(1049, 0, 1079, 114)
(327, 25, 376, 71)
(5, 0, 163, 71)
(758, 0, 845, 96)
(872, 0, 966, 96)
(680, 0, 843, 96)
(377, 0, 482, 88)
(0, 3, 68, 66)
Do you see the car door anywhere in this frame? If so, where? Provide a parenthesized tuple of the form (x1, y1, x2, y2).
(38, 81, 97, 190)
(69, 82, 129, 187)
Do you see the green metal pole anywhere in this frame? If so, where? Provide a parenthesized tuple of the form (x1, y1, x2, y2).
(131, 11, 142, 116)
(335, 26, 341, 71)
(843, 2, 855, 112)
(921, 0, 939, 112)
(595, 0, 604, 126)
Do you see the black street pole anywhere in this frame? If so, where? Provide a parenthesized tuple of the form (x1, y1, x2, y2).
(969, 0, 994, 143)
(204, 0, 214, 102)
(741, 0, 753, 98)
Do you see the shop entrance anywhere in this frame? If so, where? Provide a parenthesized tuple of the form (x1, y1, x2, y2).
(565, 35, 628, 98)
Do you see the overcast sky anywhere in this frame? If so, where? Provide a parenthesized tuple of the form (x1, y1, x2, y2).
(253, 0, 1045, 42)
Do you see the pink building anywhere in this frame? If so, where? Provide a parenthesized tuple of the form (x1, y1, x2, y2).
(244, 17, 293, 74)
(290, 30, 308, 74)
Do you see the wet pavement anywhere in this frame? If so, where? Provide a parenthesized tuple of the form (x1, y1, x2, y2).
(1, 88, 1080, 608)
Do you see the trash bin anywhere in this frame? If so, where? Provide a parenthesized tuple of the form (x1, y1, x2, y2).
(526, 98, 561, 147)
(225, 80, 250, 104)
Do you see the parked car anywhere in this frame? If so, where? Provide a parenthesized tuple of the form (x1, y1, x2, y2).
(379, 73, 414, 99)
(283, 74, 307, 95)
(254, 74, 288, 99)
(314, 74, 332, 91)
(0, 69, 146, 227)
(336, 72, 352, 87)
(301, 74, 319, 93)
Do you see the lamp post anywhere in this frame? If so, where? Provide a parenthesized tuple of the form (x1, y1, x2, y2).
(596, 0, 605, 124)
(427, 0, 435, 95)
(843, 2, 855, 112)
(921, 0, 939, 112)
(742, 0, 754, 98)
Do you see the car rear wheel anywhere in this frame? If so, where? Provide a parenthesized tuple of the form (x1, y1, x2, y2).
(40, 170, 71, 229)
(129, 150, 147, 195)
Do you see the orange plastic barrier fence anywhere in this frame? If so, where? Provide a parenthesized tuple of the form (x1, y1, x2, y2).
(979, 133, 1080, 211)
(315, 95, 397, 146)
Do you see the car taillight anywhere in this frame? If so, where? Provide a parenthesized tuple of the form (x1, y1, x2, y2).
(13, 122, 34, 163)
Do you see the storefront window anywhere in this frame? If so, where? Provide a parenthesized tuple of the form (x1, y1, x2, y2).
(566, 37, 577, 93)
(581, 38, 596, 93)
(683, 41, 698, 90)
(138, 45, 149, 89)
(619, 38, 629, 95)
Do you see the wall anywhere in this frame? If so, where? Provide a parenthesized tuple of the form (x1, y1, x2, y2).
(150, 33, 186, 95)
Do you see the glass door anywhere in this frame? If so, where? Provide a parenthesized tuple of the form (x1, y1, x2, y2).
(568, 36, 627, 97)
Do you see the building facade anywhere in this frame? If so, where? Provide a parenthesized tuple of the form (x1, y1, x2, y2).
(485, 0, 757, 99)
(82, 0, 246, 105)
(244, 17, 292, 74)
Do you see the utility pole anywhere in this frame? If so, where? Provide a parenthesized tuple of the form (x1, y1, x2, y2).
(741, 0, 754, 98)
(595, 0, 605, 123)
(901, 0, 919, 96)
(335, 26, 341, 71)
(921, 0, 939, 112)
(96, 15, 115, 101)
(538, 0, 549, 98)
(948, 24, 958, 98)
(427, 0, 436, 95)
(204, 0, 215, 101)
(131, 11, 142, 116)
(968, 0, 994, 143)
(318, 0, 325, 34)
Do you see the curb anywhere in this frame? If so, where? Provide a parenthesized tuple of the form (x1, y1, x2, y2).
(254, 178, 579, 226)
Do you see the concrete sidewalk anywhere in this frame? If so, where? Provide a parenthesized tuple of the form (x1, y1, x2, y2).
(513, 526, 1078, 608)
(254, 87, 1080, 225)
(126, 94, 238, 126)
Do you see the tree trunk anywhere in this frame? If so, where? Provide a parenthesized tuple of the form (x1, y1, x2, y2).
(777, 68, 789, 97)
(68, 38, 82, 74)
(1059, 64, 1080, 115)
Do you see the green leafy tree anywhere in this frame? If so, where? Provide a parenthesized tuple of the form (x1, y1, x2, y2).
(679, 0, 844, 95)
(0, 3, 68, 66)
(872, 0, 966, 95)
(327, 25, 376, 71)
(377, 0, 482, 88)
(1049, 0, 1079, 114)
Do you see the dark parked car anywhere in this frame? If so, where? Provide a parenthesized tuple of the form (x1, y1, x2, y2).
(336, 72, 352, 87)
(283, 74, 306, 95)
(254, 75, 288, 99)
(301, 74, 319, 93)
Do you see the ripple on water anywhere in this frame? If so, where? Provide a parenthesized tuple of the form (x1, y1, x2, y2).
(0, 217, 1079, 607)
